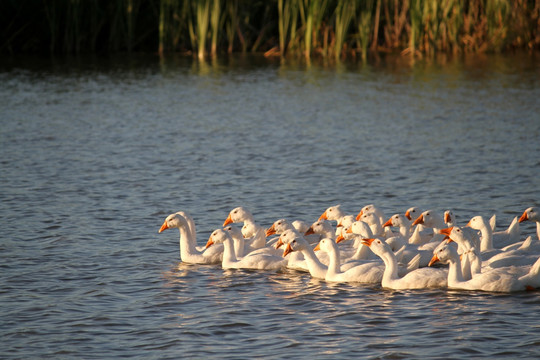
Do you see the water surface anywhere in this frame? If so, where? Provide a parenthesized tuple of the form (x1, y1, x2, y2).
(1, 53, 540, 359)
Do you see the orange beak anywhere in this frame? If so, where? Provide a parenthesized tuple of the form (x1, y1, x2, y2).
(205, 238, 214, 249)
(336, 233, 345, 243)
(465, 220, 472, 227)
(275, 238, 284, 249)
(361, 238, 375, 246)
(404, 210, 412, 220)
(519, 211, 529, 223)
(439, 227, 453, 236)
(346, 227, 353, 234)
(313, 242, 321, 251)
(304, 227, 315, 236)
(159, 221, 169, 233)
(223, 213, 233, 226)
(383, 218, 393, 227)
(266, 224, 276, 236)
(444, 212, 451, 223)
(283, 243, 293, 257)
(355, 210, 364, 221)
(411, 214, 424, 226)
(318, 211, 328, 221)
(428, 254, 439, 267)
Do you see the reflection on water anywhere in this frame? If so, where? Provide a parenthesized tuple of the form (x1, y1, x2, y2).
(1, 52, 540, 359)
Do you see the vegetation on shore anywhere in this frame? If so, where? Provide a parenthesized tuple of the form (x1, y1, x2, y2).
(1, 0, 539, 60)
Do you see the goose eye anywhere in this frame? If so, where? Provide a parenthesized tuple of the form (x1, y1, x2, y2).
(292, 240, 296, 244)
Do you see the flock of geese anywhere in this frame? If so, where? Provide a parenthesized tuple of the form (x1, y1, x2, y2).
(158, 205, 540, 293)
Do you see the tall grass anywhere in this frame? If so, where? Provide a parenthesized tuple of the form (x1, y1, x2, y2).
(2, 0, 539, 58)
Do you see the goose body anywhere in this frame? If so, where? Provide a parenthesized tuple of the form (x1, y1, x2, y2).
(430, 244, 540, 292)
(206, 229, 287, 271)
(315, 239, 384, 284)
(363, 238, 447, 290)
(159, 212, 223, 264)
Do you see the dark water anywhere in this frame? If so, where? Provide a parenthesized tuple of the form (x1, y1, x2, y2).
(1, 53, 540, 359)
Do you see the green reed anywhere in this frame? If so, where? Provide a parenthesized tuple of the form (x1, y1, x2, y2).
(3, 0, 539, 57)
(357, 0, 375, 61)
(333, 0, 355, 60)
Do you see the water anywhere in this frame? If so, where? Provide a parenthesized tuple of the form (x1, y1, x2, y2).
(1, 53, 540, 359)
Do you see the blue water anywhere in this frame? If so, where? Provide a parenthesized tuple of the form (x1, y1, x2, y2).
(1, 53, 540, 359)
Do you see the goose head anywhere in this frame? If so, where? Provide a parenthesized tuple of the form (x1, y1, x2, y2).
(429, 244, 459, 267)
(519, 207, 539, 223)
(266, 219, 293, 236)
(356, 203, 382, 221)
(305, 220, 334, 238)
(444, 210, 455, 225)
(348, 220, 373, 238)
(313, 238, 336, 254)
(282, 234, 310, 257)
(405, 207, 421, 221)
(277, 229, 302, 249)
(466, 215, 487, 230)
(360, 237, 390, 257)
(205, 228, 232, 248)
(159, 213, 188, 233)
(223, 224, 244, 241)
(223, 206, 254, 226)
(411, 210, 443, 228)
(319, 204, 344, 221)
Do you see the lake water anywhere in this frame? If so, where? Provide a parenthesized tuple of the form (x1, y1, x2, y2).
(1, 52, 540, 359)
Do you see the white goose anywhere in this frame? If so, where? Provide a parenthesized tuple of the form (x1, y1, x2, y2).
(519, 207, 540, 240)
(314, 238, 384, 284)
(429, 243, 540, 292)
(281, 230, 328, 278)
(466, 215, 520, 251)
(444, 210, 456, 227)
(439, 226, 481, 278)
(223, 207, 266, 250)
(158, 212, 223, 264)
(267, 218, 320, 244)
(356, 204, 386, 226)
(411, 210, 450, 249)
(362, 238, 447, 290)
(206, 229, 287, 271)
(318, 204, 352, 236)
(383, 213, 413, 239)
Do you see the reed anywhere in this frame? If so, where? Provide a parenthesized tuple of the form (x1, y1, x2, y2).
(357, 0, 375, 61)
(2, 0, 540, 57)
(333, 0, 356, 60)
(486, 0, 510, 52)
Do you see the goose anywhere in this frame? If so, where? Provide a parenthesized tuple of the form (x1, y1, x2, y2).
(429, 244, 540, 292)
(383, 213, 413, 239)
(482, 236, 540, 269)
(206, 229, 287, 271)
(405, 207, 422, 222)
(357, 212, 386, 238)
(356, 204, 386, 225)
(519, 207, 540, 240)
(158, 212, 223, 264)
(267, 218, 320, 244)
(314, 238, 384, 283)
(281, 230, 328, 278)
(223, 224, 280, 258)
(318, 204, 348, 224)
(444, 210, 456, 227)
(305, 219, 336, 241)
(362, 238, 448, 290)
(241, 220, 268, 250)
(223, 207, 266, 249)
(466, 215, 520, 251)
(439, 226, 481, 278)
(411, 210, 451, 249)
